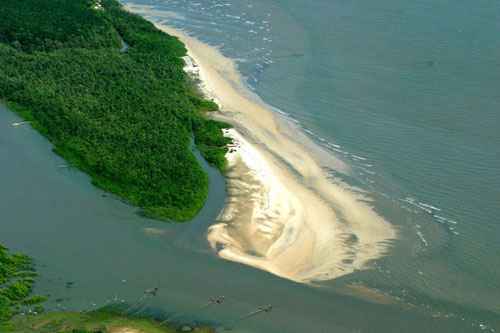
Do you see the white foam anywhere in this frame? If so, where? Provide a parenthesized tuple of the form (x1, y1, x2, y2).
(416, 230, 429, 247)
(418, 202, 442, 212)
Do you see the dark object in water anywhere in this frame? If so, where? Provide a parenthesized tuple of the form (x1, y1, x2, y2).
(238, 304, 273, 321)
(223, 304, 274, 331)
(260, 304, 273, 313)
(209, 296, 225, 305)
(144, 287, 158, 296)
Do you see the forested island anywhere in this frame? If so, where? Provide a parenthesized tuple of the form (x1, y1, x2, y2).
(0, 0, 231, 221)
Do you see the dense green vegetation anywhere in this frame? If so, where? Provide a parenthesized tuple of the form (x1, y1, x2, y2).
(9, 310, 215, 333)
(0, 244, 45, 329)
(0, 0, 231, 221)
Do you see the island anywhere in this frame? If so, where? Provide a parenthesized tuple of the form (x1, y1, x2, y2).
(0, 0, 231, 222)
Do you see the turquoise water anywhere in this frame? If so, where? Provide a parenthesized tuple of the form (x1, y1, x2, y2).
(1, 0, 499, 331)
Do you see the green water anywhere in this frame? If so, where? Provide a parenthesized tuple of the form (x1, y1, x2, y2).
(255, 0, 500, 317)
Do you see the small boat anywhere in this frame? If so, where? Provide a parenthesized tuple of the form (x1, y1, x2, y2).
(12, 121, 29, 127)
(144, 287, 158, 296)
(259, 304, 273, 313)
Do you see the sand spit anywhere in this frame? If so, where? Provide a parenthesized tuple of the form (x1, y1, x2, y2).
(125, 4, 397, 283)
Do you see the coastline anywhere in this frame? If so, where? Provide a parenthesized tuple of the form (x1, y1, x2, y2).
(128, 9, 397, 283)
(4, 1, 500, 332)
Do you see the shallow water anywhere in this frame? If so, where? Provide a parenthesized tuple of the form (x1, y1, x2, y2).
(1, 0, 500, 331)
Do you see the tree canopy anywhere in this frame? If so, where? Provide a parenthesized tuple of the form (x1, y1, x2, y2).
(0, 0, 230, 221)
(0, 244, 44, 327)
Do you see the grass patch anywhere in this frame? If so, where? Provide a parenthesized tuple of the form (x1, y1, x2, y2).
(0, 244, 46, 331)
(8, 310, 215, 333)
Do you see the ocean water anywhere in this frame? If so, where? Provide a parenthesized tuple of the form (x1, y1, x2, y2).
(1, 0, 499, 332)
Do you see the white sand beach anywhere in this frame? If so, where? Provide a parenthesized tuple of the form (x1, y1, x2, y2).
(126, 4, 397, 283)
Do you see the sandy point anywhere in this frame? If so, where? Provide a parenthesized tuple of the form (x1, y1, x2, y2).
(124, 4, 397, 283)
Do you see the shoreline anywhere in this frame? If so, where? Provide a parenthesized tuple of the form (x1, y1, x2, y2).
(136, 13, 398, 283)
(9, 309, 215, 333)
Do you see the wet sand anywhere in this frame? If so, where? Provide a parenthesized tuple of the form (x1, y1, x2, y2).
(157, 22, 396, 283)
(125, 7, 397, 283)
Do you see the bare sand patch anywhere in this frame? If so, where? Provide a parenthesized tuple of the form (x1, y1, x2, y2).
(110, 328, 142, 333)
